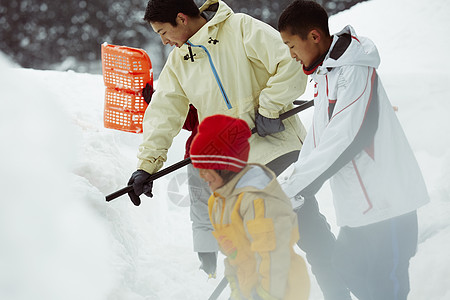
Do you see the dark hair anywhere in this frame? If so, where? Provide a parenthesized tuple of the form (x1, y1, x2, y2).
(144, 0, 201, 26)
(278, 0, 330, 40)
(216, 169, 239, 184)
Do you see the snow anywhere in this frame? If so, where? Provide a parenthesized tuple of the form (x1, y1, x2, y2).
(0, 0, 449, 299)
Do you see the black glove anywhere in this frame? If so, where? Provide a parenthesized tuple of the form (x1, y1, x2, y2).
(142, 83, 154, 104)
(255, 111, 285, 137)
(198, 252, 217, 278)
(127, 170, 153, 206)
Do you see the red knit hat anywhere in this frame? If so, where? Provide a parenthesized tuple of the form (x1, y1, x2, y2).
(190, 114, 251, 172)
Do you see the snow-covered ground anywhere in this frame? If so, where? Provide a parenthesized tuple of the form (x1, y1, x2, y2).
(0, 0, 449, 299)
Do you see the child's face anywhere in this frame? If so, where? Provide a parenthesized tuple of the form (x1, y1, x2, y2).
(198, 169, 225, 192)
(280, 30, 321, 68)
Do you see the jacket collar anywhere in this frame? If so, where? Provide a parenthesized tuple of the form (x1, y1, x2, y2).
(303, 51, 328, 75)
(213, 164, 277, 199)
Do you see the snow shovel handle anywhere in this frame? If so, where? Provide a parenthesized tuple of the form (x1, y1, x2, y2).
(105, 100, 313, 202)
(208, 276, 229, 300)
(250, 99, 314, 134)
(105, 157, 192, 202)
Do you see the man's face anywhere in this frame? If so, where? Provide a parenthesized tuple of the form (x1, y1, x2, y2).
(280, 30, 320, 68)
(151, 21, 190, 48)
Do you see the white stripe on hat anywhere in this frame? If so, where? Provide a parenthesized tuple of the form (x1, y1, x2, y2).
(191, 155, 247, 169)
(190, 154, 247, 165)
(190, 159, 246, 170)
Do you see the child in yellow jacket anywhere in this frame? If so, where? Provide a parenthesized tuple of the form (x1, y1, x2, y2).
(190, 114, 310, 300)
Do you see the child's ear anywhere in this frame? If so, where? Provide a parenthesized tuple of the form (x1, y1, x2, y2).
(310, 29, 321, 43)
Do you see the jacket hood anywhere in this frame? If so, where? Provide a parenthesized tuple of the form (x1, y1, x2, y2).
(176, 0, 233, 56)
(319, 25, 380, 72)
(214, 164, 279, 198)
(201, 0, 233, 29)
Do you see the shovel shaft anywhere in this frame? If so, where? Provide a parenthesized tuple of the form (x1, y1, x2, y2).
(105, 157, 192, 202)
(251, 99, 314, 134)
(208, 276, 229, 300)
(105, 100, 313, 202)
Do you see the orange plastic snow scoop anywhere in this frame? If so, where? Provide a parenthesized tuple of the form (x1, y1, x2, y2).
(101, 43, 153, 133)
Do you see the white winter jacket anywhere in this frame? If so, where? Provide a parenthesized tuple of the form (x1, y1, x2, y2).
(283, 26, 429, 227)
(137, 0, 307, 174)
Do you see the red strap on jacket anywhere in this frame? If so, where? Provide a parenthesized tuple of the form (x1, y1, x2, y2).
(183, 105, 199, 159)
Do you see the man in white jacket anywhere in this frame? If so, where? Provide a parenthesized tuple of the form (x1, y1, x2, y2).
(279, 1, 429, 300)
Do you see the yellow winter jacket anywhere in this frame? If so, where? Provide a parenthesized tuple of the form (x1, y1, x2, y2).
(137, 0, 307, 174)
(208, 164, 310, 300)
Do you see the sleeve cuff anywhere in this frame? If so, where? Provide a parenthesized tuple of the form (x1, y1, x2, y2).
(258, 107, 279, 119)
(137, 158, 164, 174)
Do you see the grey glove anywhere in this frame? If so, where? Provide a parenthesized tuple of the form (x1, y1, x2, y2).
(198, 252, 217, 278)
(291, 193, 305, 212)
(127, 170, 153, 206)
(255, 111, 285, 137)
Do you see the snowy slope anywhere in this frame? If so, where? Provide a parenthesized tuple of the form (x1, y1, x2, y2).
(0, 0, 449, 299)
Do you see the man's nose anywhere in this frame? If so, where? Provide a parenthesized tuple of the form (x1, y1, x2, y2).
(289, 49, 296, 59)
(161, 36, 170, 45)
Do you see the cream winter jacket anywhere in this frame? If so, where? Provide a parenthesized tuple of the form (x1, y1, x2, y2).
(137, 0, 307, 174)
(208, 164, 310, 300)
(283, 26, 429, 227)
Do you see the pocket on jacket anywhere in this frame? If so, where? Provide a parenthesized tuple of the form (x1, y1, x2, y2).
(247, 218, 276, 252)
